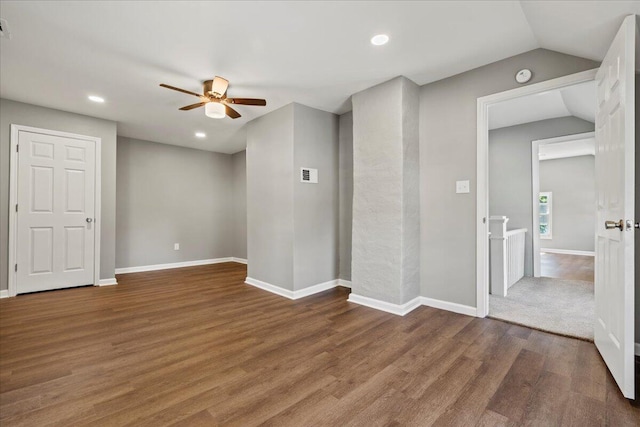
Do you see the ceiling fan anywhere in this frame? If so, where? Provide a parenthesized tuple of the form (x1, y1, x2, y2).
(159, 76, 266, 119)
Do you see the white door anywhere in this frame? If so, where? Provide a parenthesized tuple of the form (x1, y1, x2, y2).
(16, 130, 96, 293)
(594, 14, 636, 399)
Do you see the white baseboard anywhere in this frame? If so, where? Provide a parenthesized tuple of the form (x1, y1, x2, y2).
(0, 290, 9, 299)
(345, 292, 477, 318)
(232, 258, 247, 264)
(115, 257, 235, 274)
(540, 248, 595, 257)
(337, 279, 352, 288)
(97, 278, 118, 286)
(245, 277, 341, 300)
(347, 293, 422, 316)
(293, 280, 340, 299)
(420, 297, 478, 317)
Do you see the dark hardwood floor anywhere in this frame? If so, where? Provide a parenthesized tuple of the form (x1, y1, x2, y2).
(540, 252, 595, 282)
(1, 262, 638, 426)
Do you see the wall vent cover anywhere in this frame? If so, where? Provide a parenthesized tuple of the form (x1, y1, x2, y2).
(300, 167, 318, 184)
(0, 19, 11, 39)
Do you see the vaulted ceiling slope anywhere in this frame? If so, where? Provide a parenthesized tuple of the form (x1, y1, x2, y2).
(489, 80, 596, 130)
(0, 1, 638, 153)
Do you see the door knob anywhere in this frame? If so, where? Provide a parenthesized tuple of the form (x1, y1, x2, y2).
(605, 219, 623, 230)
(86, 218, 93, 223)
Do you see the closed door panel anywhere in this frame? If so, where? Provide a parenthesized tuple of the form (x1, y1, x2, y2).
(17, 131, 96, 293)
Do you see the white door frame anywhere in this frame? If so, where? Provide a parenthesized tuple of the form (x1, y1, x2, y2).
(531, 131, 596, 277)
(8, 124, 102, 297)
(476, 68, 597, 317)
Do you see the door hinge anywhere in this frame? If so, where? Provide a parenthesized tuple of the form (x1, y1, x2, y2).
(14, 264, 17, 272)
(16, 144, 19, 153)
(15, 204, 18, 212)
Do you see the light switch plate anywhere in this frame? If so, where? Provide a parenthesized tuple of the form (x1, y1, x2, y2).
(456, 180, 470, 194)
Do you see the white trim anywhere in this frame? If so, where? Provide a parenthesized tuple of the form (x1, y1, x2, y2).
(421, 297, 478, 317)
(337, 279, 352, 288)
(244, 277, 341, 300)
(245, 277, 295, 298)
(540, 248, 595, 257)
(231, 257, 247, 264)
(115, 258, 234, 274)
(476, 68, 598, 318)
(348, 293, 422, 316)
(293, 280, 340, 299)
(8, 125, 102, 297)
(98, 278, 118, 286)
(0, 290, 9, 299)
(532, 132, 595, 276)
(345, 294, 477, 318)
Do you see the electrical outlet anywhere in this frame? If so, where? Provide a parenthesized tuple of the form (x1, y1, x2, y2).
(174, 243, 180, 250)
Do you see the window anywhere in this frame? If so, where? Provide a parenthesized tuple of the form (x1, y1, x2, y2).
(539, 192, 552, 239)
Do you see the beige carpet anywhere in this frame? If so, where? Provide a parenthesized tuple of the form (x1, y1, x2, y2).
(489, 276, 594, 341)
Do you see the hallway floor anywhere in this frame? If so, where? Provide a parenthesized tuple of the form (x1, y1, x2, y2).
(490, 275, 594, 341)
(540, 252, 595, 282)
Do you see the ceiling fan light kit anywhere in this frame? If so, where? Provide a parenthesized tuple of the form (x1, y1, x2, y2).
(205, 102, 226, 119)
(160, 76, 266, 120)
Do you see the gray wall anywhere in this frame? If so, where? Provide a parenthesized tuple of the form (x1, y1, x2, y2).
(232, 151, 247, 260)
(352, 77, 420, 304)
(246, 103, 339, 291)
(116, 137, 234, 268)
(247, 104, 295, 289)
(0, 98, 117, 288)
(489, 117, 595, 276)
(292, 104, 339, 290)
(338, 112, 353, 281)
(420, 48, 599, 307)
(539, 155, 595, 252)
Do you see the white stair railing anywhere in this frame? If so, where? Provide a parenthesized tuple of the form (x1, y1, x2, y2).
(489, 216, 527, 297)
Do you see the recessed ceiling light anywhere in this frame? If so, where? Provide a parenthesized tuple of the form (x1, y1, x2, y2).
(370, 34, 389, 46)
(88, 95, 105, 103)
(195, 132, 206, 138)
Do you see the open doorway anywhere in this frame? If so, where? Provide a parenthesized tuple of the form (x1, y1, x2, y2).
(484, 79, 597, 341)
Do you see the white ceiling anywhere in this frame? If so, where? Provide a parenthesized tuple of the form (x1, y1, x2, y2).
(488, 80, 596, 130)
(0, 1, 638, 154)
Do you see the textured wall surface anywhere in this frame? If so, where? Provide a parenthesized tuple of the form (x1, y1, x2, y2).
(420, 48, 599, 307)
(116, 137, 234, 268)
(292, 104, 339, 290)
(338, 112, 353, 281)
(246, 105, 295, 289)
(401, 78, 421, 302)
(232, 151, 247, 260)
(0, 98, 117, 288)
(489, 116, 595, 276)
(352, 77, 420, 304)
(539, 155, 595, 252)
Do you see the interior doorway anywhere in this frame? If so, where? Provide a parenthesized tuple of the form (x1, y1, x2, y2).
(483, 80, 597, 341)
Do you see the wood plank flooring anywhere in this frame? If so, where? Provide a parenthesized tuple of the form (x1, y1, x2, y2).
(1, 262, 638, 426)
(540, 252, 595, 282)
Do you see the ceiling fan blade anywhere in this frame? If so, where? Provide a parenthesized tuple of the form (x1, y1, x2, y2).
(224, 104, 241, 119)
(179, 102, 207, 111)
(159, 83, 203, 98)
(211, 76, 229, 98)
(226, 98, 267, 106)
